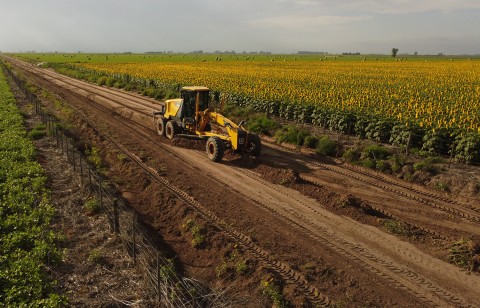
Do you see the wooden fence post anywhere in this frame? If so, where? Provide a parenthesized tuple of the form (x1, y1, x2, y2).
(157, 253, 161, 302)
(55, 125, 59, 147)
(65, 140, 69, 161)
(113, 199, 119, 234)
(88, 166, 92, 189)
(79, 155, 84, 185)
(132, 212, 137, 265)
(72, 150, 76, 172)
(99, 182, 103, 208)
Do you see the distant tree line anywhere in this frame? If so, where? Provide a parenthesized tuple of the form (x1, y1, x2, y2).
(297, 51, 328, 55)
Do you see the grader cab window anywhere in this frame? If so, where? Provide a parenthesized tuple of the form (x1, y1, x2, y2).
(181, 90, 196, 119)
(197, 91, 209, 111)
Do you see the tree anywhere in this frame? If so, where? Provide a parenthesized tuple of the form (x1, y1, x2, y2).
(391, 48, 399, 58)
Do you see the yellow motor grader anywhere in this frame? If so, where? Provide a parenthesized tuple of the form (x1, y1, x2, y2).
(152, 86, 261, 162)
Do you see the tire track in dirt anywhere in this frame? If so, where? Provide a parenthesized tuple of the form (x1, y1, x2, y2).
(183, 155, 477, 307)
(263, 143, 480, 226)
(6, 59, 331, 305)
(7, 57, 480, 307)
(20, 58, 480, 230)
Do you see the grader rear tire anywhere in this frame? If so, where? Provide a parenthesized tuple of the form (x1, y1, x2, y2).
(206, 137, 225, 162)
(156, 117, 166, 136)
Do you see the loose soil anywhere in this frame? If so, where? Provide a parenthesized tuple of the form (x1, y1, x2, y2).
(6, 57, 480, 307)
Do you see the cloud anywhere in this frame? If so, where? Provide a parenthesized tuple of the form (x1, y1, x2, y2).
(0, 0, 478, 54)
(332, 0, 480, 14)
(250, 14, 371, 29)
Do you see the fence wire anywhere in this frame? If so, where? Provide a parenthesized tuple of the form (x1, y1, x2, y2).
(2, 63, 233, 307)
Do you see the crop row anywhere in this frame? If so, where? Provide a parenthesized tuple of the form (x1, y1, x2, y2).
(0, 65, 64, 306)
(74, 60, 479, 162)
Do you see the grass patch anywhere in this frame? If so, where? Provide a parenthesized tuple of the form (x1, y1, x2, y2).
(274, 125, 310, 146)
(261, 278, 289, 308)
(362, 144, 391, 160)
(117, 153, 128, 162)
(182, 219, 205, 248)
(382, 219, 423, 237)
(84, 197, 101, 215)
(434, 181, 450, 192)
(303, 135, 319, 148)
(88, 249, 104, 264)
(448, 238, 480, 271)
(246, 114, 277, 135)
(28, 123, 47, 140)
(86, 146, 102, 169)
(342, 148, 361, 163)
(413, 161, 438, 174)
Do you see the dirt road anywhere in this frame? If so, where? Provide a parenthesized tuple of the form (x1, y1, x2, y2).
(6, 57, 480, 307)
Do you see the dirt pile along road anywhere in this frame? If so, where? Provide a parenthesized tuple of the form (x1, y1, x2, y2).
(5, 56, 480, 307)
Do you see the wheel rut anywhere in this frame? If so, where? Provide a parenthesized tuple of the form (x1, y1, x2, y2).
(6, 57, 480, 307)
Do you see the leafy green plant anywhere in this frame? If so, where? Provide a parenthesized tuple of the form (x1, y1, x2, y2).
(434, 181, 450, 192)
(235, 259, 249, 275)
(421, 128, 452, 156)
(261, 278, 289, 308)
(303, 135, 319, 148)
(362, 144, 391, 160)
(454, 133, 480, 164)
(274, 125, 309, 146)
(364, 119, 393, 142)
(448, 238, 474, 269)
(316, 136, 337, 156)
(84, 197, 101, 214)
(403, 172, 414, 182)
(413, 160, 438, 174)
(342, 148, 361, 163)
(383, 219, 407, 235)
(159, 259, 176, 280)
(86, 146, 102, 169)
(215, 261, 229, 278)
(376, 160, 391, 172)
(362, 158, 376, 169)
(117, 153, 128, 162)
(88, 249, 104, 264)
(388, 154, 406, 173)
(182, 219, 205, 248)
(246, 114, 277, 135)
(0, 69, 65, 306)
(28, 123, 47, 140)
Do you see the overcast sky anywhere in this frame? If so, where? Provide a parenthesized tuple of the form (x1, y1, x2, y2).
(1, 0, 479, 55)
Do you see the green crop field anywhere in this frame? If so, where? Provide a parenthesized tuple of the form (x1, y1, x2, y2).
(13, 52, 479, 64)
(0, 64, 65, 306)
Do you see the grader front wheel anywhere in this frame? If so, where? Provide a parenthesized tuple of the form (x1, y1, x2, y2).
(206, 137, 225, 162)
(246, 134, 262, 156)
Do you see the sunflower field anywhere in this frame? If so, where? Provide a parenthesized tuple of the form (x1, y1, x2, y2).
(71, 57, 479, 162)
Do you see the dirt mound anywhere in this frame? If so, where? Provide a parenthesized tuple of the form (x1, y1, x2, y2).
(171, 137, 205, 151)
(254, 165, 301, 185)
